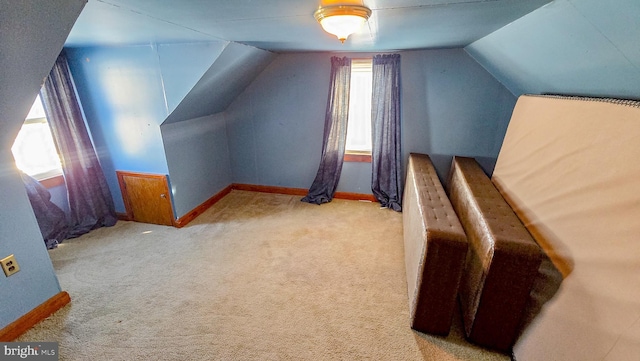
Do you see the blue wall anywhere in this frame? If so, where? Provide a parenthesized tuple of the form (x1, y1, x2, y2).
(48, 184, 71, 216)
(65, 45, 515, 217)
(401, 48, 517, 180)
(466, 0, 640, 99)
(66, 42, 226, 212)
(161, 113, 232, 218)
(226, 49, 516, 194)
(67, 45, 170, 212)
(66, 41, 277, 216)
(0, 0, 85, 330)
(226, 53, 334, 190)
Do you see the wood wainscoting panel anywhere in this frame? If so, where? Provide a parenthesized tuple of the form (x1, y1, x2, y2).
(117, 171, 175, 226)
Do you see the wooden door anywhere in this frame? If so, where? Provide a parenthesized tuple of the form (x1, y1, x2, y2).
(117, 171, 174, 226)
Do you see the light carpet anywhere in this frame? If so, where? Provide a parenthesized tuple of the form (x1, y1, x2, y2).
(17, 190, 510, 361)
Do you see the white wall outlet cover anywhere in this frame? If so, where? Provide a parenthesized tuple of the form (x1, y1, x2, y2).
(1, 254, 20, 277)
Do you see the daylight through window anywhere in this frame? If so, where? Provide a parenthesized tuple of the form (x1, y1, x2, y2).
(346, 58, 373, 155)
(11, 95, 63, 180)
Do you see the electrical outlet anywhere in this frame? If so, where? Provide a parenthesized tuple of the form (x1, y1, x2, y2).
(1, 255, 20, 277)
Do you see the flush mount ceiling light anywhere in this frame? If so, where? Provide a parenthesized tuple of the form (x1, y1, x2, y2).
(314, 4, 371, 43)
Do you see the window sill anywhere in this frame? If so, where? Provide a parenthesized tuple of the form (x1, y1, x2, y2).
(39, 174, 65, 189)
(344, 152, 371, 163)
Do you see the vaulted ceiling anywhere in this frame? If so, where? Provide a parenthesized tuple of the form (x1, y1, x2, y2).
(65, 0, 640, 102)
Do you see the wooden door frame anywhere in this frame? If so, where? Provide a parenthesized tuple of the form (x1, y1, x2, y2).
(116, 171, 176, 227)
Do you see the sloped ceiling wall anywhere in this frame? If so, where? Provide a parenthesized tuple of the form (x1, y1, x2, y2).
(1, 1, 86, 146)
(0, 0, 86, 329)
(158, 42, 228, 114)
(162, 42, 276, 125)
(465, 0, 640, 99)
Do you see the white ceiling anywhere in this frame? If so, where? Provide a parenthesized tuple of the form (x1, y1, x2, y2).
(66, 0, 553, 52)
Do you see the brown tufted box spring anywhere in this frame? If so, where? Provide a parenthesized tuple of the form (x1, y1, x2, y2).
(446, 156, 542, 352)
(402, 153, 468, 335)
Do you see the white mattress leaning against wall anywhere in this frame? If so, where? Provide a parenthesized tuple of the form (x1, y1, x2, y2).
(491, 95, 640, 361)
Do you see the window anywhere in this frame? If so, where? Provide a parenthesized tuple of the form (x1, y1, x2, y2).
(345, 58, 372, 162)
(11, 95, 63, 180)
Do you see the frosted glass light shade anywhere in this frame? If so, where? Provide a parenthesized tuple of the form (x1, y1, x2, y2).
(314, 5, 371, 43)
